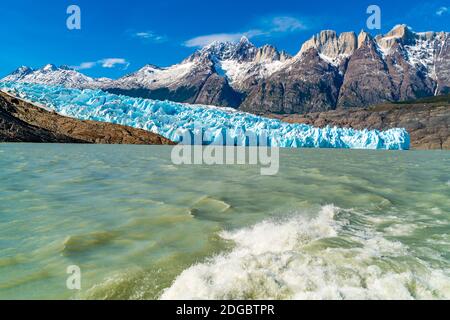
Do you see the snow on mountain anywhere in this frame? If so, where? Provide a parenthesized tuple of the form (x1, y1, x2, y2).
(374, 25, 446, 80)
(3, 64, 98, 89)
(299, 25, 448, 82)
(196, 37, 291, 90)
(403, 36, 438, 79)
(103, 62, 198, 90)
(88, 36, 293, 107)
(299, 30, 358, 68)
(4, 66, 34, 80)
(2, 25, 449, 112)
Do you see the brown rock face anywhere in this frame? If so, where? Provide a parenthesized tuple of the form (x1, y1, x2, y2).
(435, 33, 450, 95)
(106, 57, 243, 109)
(357, 30, 372, 48)
(376, 25, 416, 49)
(383, 42, 435, 101)
(240, 49, 343, 114)
(255, 45, 290, 63)
(0, 92, 175, 145)
(195, 73, 244, 107)
(239, 26, 450, 115)
(300, 30, 357, 59)
(337, 39, 395, 108)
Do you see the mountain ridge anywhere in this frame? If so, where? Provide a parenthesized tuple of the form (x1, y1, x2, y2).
(3, 25, 450, 114)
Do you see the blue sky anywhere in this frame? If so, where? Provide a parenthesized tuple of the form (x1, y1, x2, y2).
(0, 0, 448, 78)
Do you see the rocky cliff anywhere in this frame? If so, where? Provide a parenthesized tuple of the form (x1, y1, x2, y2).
(242, 25, 449, 114)
(0, 91, 174, 145)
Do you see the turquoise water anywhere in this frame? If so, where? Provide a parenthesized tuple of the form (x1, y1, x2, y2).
(0, 144, 449, 299)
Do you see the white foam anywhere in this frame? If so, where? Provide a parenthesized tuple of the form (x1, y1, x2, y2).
(384, 223, 417, 236)
(160, 205, 450, 300)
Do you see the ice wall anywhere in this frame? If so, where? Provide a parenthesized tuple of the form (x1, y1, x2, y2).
(0, 82, 410, 150)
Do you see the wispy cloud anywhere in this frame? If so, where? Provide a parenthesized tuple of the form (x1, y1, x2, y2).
(184, 30, 263, 48)
(184, 16, 308, 48)
(133, 31, 168, 43)
(266, 16, 307, 33)
(74, 62, 97, 70)
(72, 58, 130, 71)
(100, 58, 130, 69)
(436, 6, 448, 16)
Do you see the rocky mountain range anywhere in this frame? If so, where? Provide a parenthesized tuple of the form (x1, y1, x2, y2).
(3, 25, 449, 115)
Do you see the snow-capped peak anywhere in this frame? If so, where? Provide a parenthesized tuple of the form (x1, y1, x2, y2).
(128, 64, 162, 75)
(11, 66, 33, 76)
(200, 39, 290, 89)
(239, 36, 250, 44)
(42, 64, 58, 72)
(2, 64, 97, 88)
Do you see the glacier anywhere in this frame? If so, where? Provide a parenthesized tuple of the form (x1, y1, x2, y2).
(0, 82, 410, 150)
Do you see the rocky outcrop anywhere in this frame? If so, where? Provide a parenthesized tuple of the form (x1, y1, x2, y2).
(0, 91, 174, 144)
(233, 26, 449, 114)
(435, 33, 450, 95)
(337, 32, 396, 108)
(300, 30, 357, 62)
(376, 25, 416, 49)
(240, 49, 342, 114)
(267, 95, 450, 150)
(195, 73, 244, 107)
(255, 45, 290, 63)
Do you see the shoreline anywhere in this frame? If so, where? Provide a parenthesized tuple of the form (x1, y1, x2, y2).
(265, 96, 450, 150)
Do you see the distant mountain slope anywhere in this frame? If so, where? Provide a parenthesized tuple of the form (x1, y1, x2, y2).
(3, 64, 99, 89)
(0, 91, 174, 144)
(3, 25, 449, 114)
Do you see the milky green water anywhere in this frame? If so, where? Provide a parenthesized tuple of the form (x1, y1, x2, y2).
(0, 144, 449, 300)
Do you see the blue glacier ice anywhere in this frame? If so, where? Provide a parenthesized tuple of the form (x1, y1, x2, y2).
(0, 82, 410, 150)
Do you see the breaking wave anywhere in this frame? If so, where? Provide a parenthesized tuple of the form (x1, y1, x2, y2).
(161, 205, 450, 300)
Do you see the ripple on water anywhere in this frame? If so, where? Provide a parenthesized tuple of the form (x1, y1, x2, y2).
(62, 231, 119, 255)
(0, 146, 449, 300)
(190, 196, 232, 221)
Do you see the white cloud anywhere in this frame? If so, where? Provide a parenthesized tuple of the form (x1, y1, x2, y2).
(184, 16, 308, 48)
(184, 30, 263, 48)
(134, 31, 168, 43)
(436, 6, 448, 16)
(72, 58, 130, 70)
(72, 61, 96, 70)
(269, 16, 307, 32)
(100, 58, 130, 69)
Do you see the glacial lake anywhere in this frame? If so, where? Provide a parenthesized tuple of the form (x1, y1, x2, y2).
(0, 144, 449, 299)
